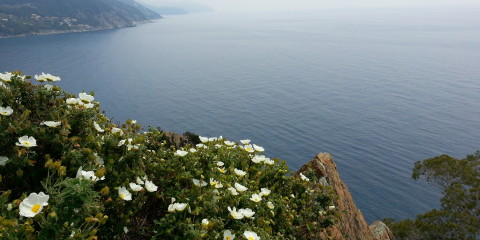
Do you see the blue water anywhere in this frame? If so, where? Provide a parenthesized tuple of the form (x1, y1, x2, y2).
(1, 6, 480, 223)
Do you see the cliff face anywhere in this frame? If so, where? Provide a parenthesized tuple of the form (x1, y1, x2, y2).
(297, 153, 395, 240)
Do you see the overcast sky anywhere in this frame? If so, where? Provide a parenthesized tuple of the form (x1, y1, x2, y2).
(139, 0, 480, 12)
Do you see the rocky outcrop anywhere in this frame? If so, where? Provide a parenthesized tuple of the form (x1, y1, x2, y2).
(297, 153, 395, 240)
(370, 221, 396, 240)
(163, 131, 199, 149)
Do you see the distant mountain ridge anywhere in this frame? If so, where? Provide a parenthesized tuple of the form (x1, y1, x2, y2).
(0, 0, 161, 38)
(140, 1, 214, 15)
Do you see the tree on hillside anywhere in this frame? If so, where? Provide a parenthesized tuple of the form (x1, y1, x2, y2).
(385, 152, 480, 240)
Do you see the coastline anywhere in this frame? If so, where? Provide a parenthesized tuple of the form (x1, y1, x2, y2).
(0, 19, 158, 39)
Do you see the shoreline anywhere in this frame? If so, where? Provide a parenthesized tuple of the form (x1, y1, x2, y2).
(0, 19, 158, 39)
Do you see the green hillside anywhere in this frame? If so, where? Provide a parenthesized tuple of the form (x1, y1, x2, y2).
(0, 0, 161, 37)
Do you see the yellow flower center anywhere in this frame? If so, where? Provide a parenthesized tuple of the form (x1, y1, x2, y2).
(31, 204, 41, 213)
(226, 237, 231, 240)
(248, 237, 254, 240)
(24, 142, 31, 146)
(120, 193, 125, 199)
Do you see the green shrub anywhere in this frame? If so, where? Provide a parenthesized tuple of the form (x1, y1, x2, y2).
(0, 71, 336, 239)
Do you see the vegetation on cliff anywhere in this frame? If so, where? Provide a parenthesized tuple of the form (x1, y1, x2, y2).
(0, 71, 336, 239)
(385, 152, 480, 239)
(0, 0, 160, 37)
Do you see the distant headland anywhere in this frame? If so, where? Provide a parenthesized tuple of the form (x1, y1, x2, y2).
(0, 0, 161, 38)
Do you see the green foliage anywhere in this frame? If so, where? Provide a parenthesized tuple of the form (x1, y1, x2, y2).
(386, 152, 480, 240)
(0, 71, 336, 239)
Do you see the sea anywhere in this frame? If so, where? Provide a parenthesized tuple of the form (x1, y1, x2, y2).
(1, 6, 479, 223)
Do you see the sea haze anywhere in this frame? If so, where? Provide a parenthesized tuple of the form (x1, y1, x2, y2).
(1, 6, 479, 222)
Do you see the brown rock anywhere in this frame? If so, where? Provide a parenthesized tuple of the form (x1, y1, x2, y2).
(163, 131, 199, 149)
(297, 153, 394, 240)
(370, 221, 395, 240)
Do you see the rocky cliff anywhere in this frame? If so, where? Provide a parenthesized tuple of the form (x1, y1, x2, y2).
(297, 153, 395, 240)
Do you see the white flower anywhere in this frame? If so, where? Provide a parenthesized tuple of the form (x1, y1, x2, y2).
(0, 106, 13, 116)
(196, 143, 206, 148)
(136, 176, 145, 185)
(251, 155, 265, 163)
(209, 137, 218, 142)
(168, 200, 188, 212)
(201, 218, 209, 227)
(7, 203, 12, 211)
(253, 144, 264, 152)
(79, 92, 94, 102)
(250, 193, 262, 202)
(118, 139, 126, 146)
(118, 187, 132, 201)
(80, 102, 94, 109)
(290, 194, 295, 198)
(0, 72, 13, 81)
(34, 72, 60, 82)
(192, 178, 208, 187)
(129, 182, 143, 192)
(123, 227, 129, 233)
(210, 178, 223, 188)
(239, 208, 255, 218)
(199, 136, 209, 143)
(76, 167, 104, 181)
(111, 127, 123, 135)
(267, 201, 274, 209)
(189, 148, 197, 153)
(224, 140, 235, 146)
(41, 121, 61, 128)
(175, 203, 188, 211)
(264, 158, 275, 165)
(328, 205, 336, 210)
(0, 156, 8, 166)
(244, 230, 260, 240)
(16, 136, 37, 148)
(93, 121, 104, 132)
(234, 182, 248, 192)
(300, 173, 310, 182)
(227, 206, 244, 219)
(145, 180, 158, 192)
(243, 144, 255, 153)
(227, 187, 239, 195)
(217, 167, 227, 173)
(66, 98, 80, 105)
(19, 192, 49, 217)
(44, 84, 54, 90)
(240, 139, 251, 145)
(260, 188, 271, 196)
(224, 230, 236, 240)
(234, 168, 246, 176)
(216, 161, 224, 167)
(174, 150, 188, 156)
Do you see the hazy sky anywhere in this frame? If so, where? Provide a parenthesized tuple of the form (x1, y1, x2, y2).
(140, 0, 480, 12)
